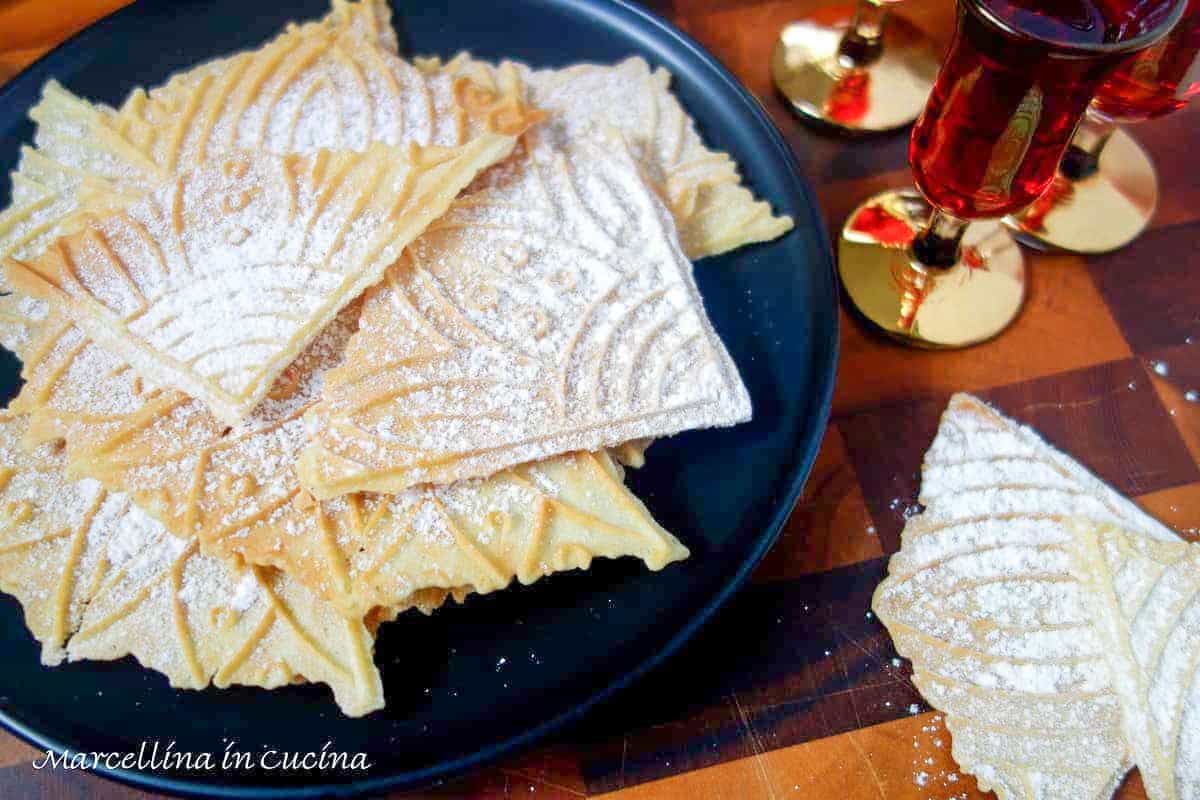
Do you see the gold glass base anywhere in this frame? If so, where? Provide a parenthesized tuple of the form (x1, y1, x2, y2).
(771, 15, 938, 133)
(1005, 129, 1157, 254)
(839, 189, 1027, 349)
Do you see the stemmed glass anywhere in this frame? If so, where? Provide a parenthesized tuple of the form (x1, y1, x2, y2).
(772, 0, 939, 132)
(838, 0, 1185, 348)
(1008, 0, 1200, 252)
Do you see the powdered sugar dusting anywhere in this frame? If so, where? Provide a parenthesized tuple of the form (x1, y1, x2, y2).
(104, 498, 168, 569)
(16, 293, 686, 619)
(4, 2, 531, 425)
(434, 54, 793, 259)
(0, 414, 252, 668)
(299, 128, 751, 497)
(135, 12, 486, 165)
(227, 570, 262, 613)
(18, 138, 492, 425)
(0, 1, 465, 270)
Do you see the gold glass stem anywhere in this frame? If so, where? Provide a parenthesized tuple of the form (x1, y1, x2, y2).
(771, 3, 937, 132)
(839, 0, 891, 66)
(838, 189, 1027, 348)
(911, 208, 970, 268)
(1060, 112, 1117, 180)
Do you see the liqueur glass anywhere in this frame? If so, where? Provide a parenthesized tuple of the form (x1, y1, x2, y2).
(771, 0, 939, 132)
(838, 0, 1185, 348)
(1008, 0, 1200, 252)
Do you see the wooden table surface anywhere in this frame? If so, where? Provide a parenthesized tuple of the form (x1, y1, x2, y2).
(1, 0, 1198, 797)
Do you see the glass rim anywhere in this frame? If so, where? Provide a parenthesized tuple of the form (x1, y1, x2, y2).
(961, 0, 1188, 57)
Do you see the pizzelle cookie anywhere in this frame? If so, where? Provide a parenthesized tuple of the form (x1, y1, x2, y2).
(0, 412, 384, 717)
(298, 129, 752, 498)
(4, 138, 522, 425)
(0, 288, 688, 621)
(873, 394, 1199, 800)
(418, 52, 794, 259)
(0, 0, 520, 267)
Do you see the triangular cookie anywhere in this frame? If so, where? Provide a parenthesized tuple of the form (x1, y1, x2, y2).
(5, 139, 520, 424)
(0, 0, 525, 266)
(0, 412, 383, 717)
(873, 393, 1198, 800)
(1, 289, 688, 621)
(418, 53, 794, 259)
(109, 8, 538, 175)
(0, 82, 143, 265)
(298, 129, 752, 498)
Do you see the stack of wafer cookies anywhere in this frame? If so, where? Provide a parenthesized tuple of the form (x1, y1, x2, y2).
(0, 0, 789, 715)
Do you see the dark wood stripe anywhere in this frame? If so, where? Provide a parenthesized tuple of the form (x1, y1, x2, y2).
(1089, 220, 1200, 353)
(0, 759, 171, 799)
(577, 559, 917, 794)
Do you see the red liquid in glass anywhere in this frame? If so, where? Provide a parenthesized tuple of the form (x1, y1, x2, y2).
(1092, 0, 1200, 120)
(910, 0, 1175, 218)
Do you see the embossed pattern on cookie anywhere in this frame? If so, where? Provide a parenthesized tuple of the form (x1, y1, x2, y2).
(0, 0, 466, 267)
(0, 412, 384, 717)
(4, 139, 521, 424)
(0, 81, 685, 621)
(421, 53, 794, 259)
(298, 129, 752, 498)
(1, 292, 688, 621)
(113, 14, 538, 173)
(873, 394, 1199, 800)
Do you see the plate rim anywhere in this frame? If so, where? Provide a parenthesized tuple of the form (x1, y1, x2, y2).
(0, 0, 839, 796)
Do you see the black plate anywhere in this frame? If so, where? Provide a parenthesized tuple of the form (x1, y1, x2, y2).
(0, 0, 837, 795)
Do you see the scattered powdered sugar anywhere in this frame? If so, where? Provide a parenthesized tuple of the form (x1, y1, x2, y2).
(437, 476, 536, 535)
(227, 570, 262, 613)
(409, 499, 453, 547)
(10, 291, 365, 577)
(907, 727, 968, 800)
(152, 19, 475, 160)
(519, 57, 738, 221)
(0, 414, 283, 670)
(104, 498, 165, 569)
(16, 295, 48, 324)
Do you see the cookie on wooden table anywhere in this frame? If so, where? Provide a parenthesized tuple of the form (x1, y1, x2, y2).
(873, 394, 1199, 800)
